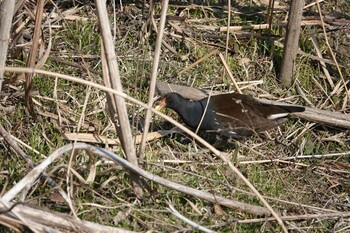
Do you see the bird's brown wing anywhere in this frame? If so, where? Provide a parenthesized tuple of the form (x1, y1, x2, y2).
(209, 93, 282, 135)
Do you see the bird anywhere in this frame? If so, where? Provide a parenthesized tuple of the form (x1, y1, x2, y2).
(155, 92, 305, 139)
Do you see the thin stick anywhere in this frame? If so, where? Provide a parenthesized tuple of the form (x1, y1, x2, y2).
(315, 1, 349, 101)
(139, 0, 169, 161)
(238, 211, 350, 224)
(218, 53, 242, 94)
(303, 0, 325, 9)
(219, 21, 324, 32)
(224, 0, 231, 60)
(307, 27, 334, 87)
(167, 203, 215, 233)
(161, 151, 350, 165)
(240, 151, 350, 164)
(62, 131, 172, 145)
(25, 0, 46, 115)
(178, 49, 219, 75)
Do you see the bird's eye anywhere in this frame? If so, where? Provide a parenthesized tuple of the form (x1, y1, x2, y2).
(168, 96, 174, 101)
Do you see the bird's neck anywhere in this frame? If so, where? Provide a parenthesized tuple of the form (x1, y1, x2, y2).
(174, 100, 204, 128)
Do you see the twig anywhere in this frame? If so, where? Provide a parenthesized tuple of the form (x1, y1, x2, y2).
(178, 49, 219, 76)
(307, 27, 334, 87)
(62, 131, 173, 145)
(238, 211, 350, 224)
(240, 151, 350, 164)
(139, 0, 169, 161)
(219, 21, 324, 32)
(303, 0, 325, 9)
(315, 1, 349, 102)
(218, 53, 242, 94)
(224, 0, 231, 60)
(296, 83, 314, 107)
(167, 202, 215, 233)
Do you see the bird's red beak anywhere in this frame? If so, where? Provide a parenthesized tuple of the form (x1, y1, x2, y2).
(155, 97, 167, 110)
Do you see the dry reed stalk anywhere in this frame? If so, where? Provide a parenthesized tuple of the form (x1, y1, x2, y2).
(218, 53, 242, 94)
(178, 49, 219, 76)
(25, 0, 45, 116)
(0, 0, 16, 91)
(279, 0, 304, 86)
(315, 0, 350, 107)
(95, 0, 143, 197)
(219, 21, 324, 32)
(139, 0, 170, 161)
(62, 131, 172, 145)
(0, 200, 135, 233)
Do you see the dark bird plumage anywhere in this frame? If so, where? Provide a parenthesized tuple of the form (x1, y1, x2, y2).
(156, 92, 305, 138)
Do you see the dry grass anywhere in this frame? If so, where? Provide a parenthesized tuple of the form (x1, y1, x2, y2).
(0, 0, 349, 232)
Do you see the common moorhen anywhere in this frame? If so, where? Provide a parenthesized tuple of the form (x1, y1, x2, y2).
(155, 92, 305, 138)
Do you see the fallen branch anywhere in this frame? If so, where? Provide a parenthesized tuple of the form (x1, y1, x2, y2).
(2, 143, 270, 215)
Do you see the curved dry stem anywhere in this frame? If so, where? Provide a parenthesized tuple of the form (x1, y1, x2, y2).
(1, 66, 286, 225)
(3, 142, 269, 215)
(0, 123, 70, 206)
